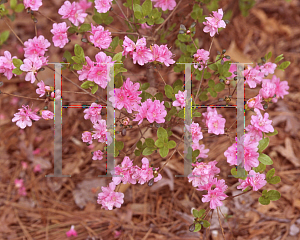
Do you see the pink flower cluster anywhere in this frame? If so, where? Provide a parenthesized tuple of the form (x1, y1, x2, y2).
(78, 52, 114, 89)
(14, 179, 27, 196)
(50, 22, 69, 48)
(151, 0, 176, 11)
(185, 121, 203, 144)
(92, 150, 104, 160)
(36, 80, 51, 97)
(250, 109, 274, 133)
(23, 0, 42, 11)
(243, 65, 264, 88)
(89, 24, 112, 50)
(109, 78, 142, 113)
(193, 49, 210, 70)
(122, 37, 175, 66)
(202, 107, 226, 135)
(260, 76, 289, 102)
(97, 182, 124, 210)
(41, 110, 54, 120)
(133, 99, 167, 125)
(203, 8, 226, 37)
(0, 51, 16, 80)
(93, 119, 113, 145)
(83, 102, 102, 124)
(95, 0, 113, 13)
(172, 90, 186, 109)
(58, 0, 88, 26)
(66, 225, 77, 237)
(12, 105, 41, 129)
(237, 170, 267, 191)
(191, 142, 210, 160)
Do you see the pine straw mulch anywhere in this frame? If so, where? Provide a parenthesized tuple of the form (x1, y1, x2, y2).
(1, 0, 300, 239)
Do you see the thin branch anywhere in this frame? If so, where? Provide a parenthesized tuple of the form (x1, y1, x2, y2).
(2, 17, 24, 45)
(1, 92, 45, 101)
(217, 207, 226, 240)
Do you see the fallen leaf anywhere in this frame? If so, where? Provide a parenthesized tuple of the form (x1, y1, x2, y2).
(273, 138, 300, 167)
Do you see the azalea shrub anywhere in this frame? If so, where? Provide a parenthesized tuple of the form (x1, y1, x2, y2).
(0, 0, 291, 235)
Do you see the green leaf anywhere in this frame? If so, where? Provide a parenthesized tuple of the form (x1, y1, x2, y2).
(268, 176, 281, 184)
(178, 109, 185, 119)
(140, 91, 153, 102)
(274, 54, 284, 63)
(278, 61, 291, 70)
(143, 147, 154, 156)
(214, 83, 225, 92)
(115, 141, 124, 150)
(193, 111, 201, 117)
(154, 92, 163, 101)
(198, 209, 205, 217)
(112, 52, 123, 62)
(265, 51, 272, 61)
(203, 70, 211, 79)
(137, 140, 143, 149)
(194, 223, 201, 232)
(63, 50, 73, 64)
(133, 4, 143, 19)
(68, 26, 78, 33)
(155, 139, 164, 148)
(110, 36, 119, 51)
(92, 14, 103, 24)
(73, 64, 83, 70)
(72, 56, 82, 63)
(266, 168, 275, 180)
(0, 31, 10, 45)
(134, 149, 141, 156)
(145, 138, 155, 147)
(208, 63, 218, 71)
(258, 137, 269, 152)
(79, 23, 91, 32)
(14, 3, 24, 12)
(199, 91, 208, 101)
(114, 149, 120, 157)
(80, 81, 94, 89)
(192, 209, 200, 218)
(167, 130, 173, 137)
(142, 0, 152, 16)
(104, 16, 114, 25)
(173, 85, 182, 94)
(12, 68, 23, 75)
(164, 84, 174, 99)
(224, 72, 232, 78)
(254, 163, 266, 173)
(165, 106, 177, 121)
(157, 127, 168, 139)
(210, 90, 217, 97)
(202, 220, 210, 228)
(259, 196, 270, 205)
(266, 190, 281, 201)
(12, 58, 23, 68)
(208, 79, 215, 88)
(91, 85, 98, 94)
(155, 17, 164, 24)
(146, 18, 154, 25)
(164, 101, 171, 108)
(265, 129, 278, 136)
(140, 82, 150, 91)
(10, 0, 17, 9)
(173, 79, 183, 89)
(159, 146, 169, 158)
(74, 44, 84, 58)
(167, 140, 176, 149)
(258, 153, 273, 165)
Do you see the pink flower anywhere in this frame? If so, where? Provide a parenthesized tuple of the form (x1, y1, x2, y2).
(33, 164, 41, 173)
(32, 148, 41, 155)
(15, 179, 24, 188)
(247, 94, 264, 111)
(197, 177, 227, 192)
(151, 0, 176, 11)
(95, 0, 113, 13)
(92, 150, 104, 160)
(192, 142, 210, 159)
(224, 134, 260, 171)
(41, 110, 54, 120)
(185, 121, 203, 144)
(245, 124, 263, 142)
(66, 225, 77, 237)
(78, 56, 94, 81)
(23, 35, 51, 58)
(136, 157, 162, 185)
(122, 36, 136, 57)
(193, 49, 210, 70)
(265, 75, 289, 102)
(151, 44, 175, 67)
(58, 1, 87, 26)
(202, 107, 226, 135)
(97, 182, 124, 210)
(109, 78, 142, 113)
(259, 80, 276, 99)
(260, 62, 277, 75)
(122, 117, 130, 126)
(83, 102, 102, 124)
(133, 99, 167, 125)
(20, 56, 43, 83)
(92, 119, 113, 145)
(18, 186, 27, 196)
(237, 170, 267, 191)
(133, 45, 153, 66)
(141, 23, 152, 29)
(89, 24, 112, 50)
(21, 161, 28, 170)
(188, 160, 220, 188)
(203, 8, 226, 37)
(202, 184, 228, 209)
(250, 109, 274, 133)
(0, 51, 17, 80)
(244, 66, 264, 88)
(23, 0, 42, 11)
(50, 22, 69, 48)
(12, 105, 41, 129)
(112, 156, 137, 185)
(36, 80, 51, 97)
(82, 131, 93, 144)
(78, 0, 92, 11)
(172, 90, 186, 108)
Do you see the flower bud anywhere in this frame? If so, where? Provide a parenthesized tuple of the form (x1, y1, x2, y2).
(189, 223, 196, 232)
(186, 30, 191, 34)
(225, 55, 230, 59)
(222, 49, 226, 54)
(81, 38, 88, 43)
(190, 22, 196, 28)
(178, 30, 185, 34)
(180, 24, 186, 31)
(225, 20, 230, 24)
(121, 129, 126, 136)
(148, 178, 154, 186)
(0, 81, 3, 87)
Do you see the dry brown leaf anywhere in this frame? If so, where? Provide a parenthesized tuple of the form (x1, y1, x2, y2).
(226, 41, 253, 63)
(273, 138, 300, 167)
